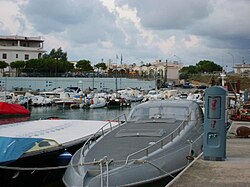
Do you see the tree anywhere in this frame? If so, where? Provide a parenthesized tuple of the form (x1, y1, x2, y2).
(94, 62, 107, 72)
(43, 47, 68, 61)
(196, 60, 222, 73)
(179, 65, 198, 74)
(179, 73, 189, 80)
(179, 60, 222, 80)
(179, 65, 198, 79)
(76, 59, 93, 73)
(22, 58, 74, 77)
(10, 60, 25, 77)
(0, 60, 9, 76)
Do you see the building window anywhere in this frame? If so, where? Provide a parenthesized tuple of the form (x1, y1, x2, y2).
(2, 53, 7, 59)
(25, 54, 29, 60)
(16, 54, 18, 58)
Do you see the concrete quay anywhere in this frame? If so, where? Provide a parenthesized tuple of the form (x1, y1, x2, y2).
(167, 121, 250, 187)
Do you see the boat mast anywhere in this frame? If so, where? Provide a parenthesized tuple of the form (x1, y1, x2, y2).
(120, 54, 122, 90)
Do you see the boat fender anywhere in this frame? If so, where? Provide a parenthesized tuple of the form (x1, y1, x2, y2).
(236, 126, 250, 137)
(186, 155, 194, 161)
(186, 150, 195, 161)
(90, 99, 94, 104)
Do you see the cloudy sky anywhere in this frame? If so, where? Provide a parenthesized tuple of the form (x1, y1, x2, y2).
(0, 0, 249, 70)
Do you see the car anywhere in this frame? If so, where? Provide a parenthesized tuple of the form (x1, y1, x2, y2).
(197, 85, 208, 89)
(182, 84, 193, 89)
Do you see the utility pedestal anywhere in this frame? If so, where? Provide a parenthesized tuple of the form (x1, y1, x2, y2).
(203, 86, 228, 161)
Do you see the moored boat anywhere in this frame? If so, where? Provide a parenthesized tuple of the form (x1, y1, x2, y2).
(55, 99, 81, 109)
(0, 102, 30, 119)
(106, 97, 131, 108)
(89, 97, 107, 109)
(63, 100, 204, 187)
(0, 119, 120, 186)
(231, 101, 250, 121)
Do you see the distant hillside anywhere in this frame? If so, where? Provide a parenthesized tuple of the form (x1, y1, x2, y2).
(189, 74, 250, 91)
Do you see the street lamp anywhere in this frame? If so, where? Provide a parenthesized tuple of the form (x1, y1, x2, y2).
(173, 55, 182, 64)
(227, 52, 235, 67)
(164, 59, 168, 86)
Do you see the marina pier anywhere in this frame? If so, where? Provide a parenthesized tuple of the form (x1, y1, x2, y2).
(167, 121, 250, 187)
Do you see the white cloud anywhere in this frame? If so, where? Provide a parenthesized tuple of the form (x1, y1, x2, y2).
(183, 35, 199, 48)
(156, 36, 176, 54)
(0, 1, 21, 34)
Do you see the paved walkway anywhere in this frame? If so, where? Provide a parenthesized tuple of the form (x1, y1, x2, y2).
(167, 121, 250, 187)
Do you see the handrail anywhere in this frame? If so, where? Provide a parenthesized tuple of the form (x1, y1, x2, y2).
(125, 118, 188, 165)
(80, 114, 127, 164)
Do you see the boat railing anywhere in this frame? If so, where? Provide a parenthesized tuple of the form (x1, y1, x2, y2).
(80, 113, 127, 164)
(125, 118, 188, 165)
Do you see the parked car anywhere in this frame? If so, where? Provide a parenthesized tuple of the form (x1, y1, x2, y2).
(182, 83, 193, 89)
(196, 85, 208, 89)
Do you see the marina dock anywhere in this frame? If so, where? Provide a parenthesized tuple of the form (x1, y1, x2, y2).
(167, 121, 250, 187)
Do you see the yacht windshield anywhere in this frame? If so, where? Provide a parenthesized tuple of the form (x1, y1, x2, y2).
(128, 106, 189, 121)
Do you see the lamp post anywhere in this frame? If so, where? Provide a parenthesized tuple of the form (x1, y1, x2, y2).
(164, 59, 168, 86)
(173, 55, 182, 64)
(154, 66, 158, 91)
(115, 57, 118, 91)
(227, 52, 235, 68)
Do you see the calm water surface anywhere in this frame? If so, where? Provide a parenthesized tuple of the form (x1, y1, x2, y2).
(29, 103, 138, 121)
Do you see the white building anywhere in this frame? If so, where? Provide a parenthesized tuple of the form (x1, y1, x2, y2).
(152, 60, 183, 82)
(233, 63, 250, 75)
(0, 35, 46, 76)
(107, 59, 182, 84)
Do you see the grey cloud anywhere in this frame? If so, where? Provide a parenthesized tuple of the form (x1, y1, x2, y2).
(20, 0, 137, 49)
(189, 0, 250, 51)
(120, 0, 250, 63)
(18, 0, 143, 60)
(20, 0, 117, 38)
(13, 0, 250, 65)
(118, 0, 212, 30)
(21, 0, 85, 33)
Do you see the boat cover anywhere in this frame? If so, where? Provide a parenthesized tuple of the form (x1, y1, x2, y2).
(0, 136, 43, 165)
(0, 102, 31, 115)
(0, 120, 119, 145)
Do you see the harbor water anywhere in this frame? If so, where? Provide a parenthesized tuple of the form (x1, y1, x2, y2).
(29, 102, 138, 121)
